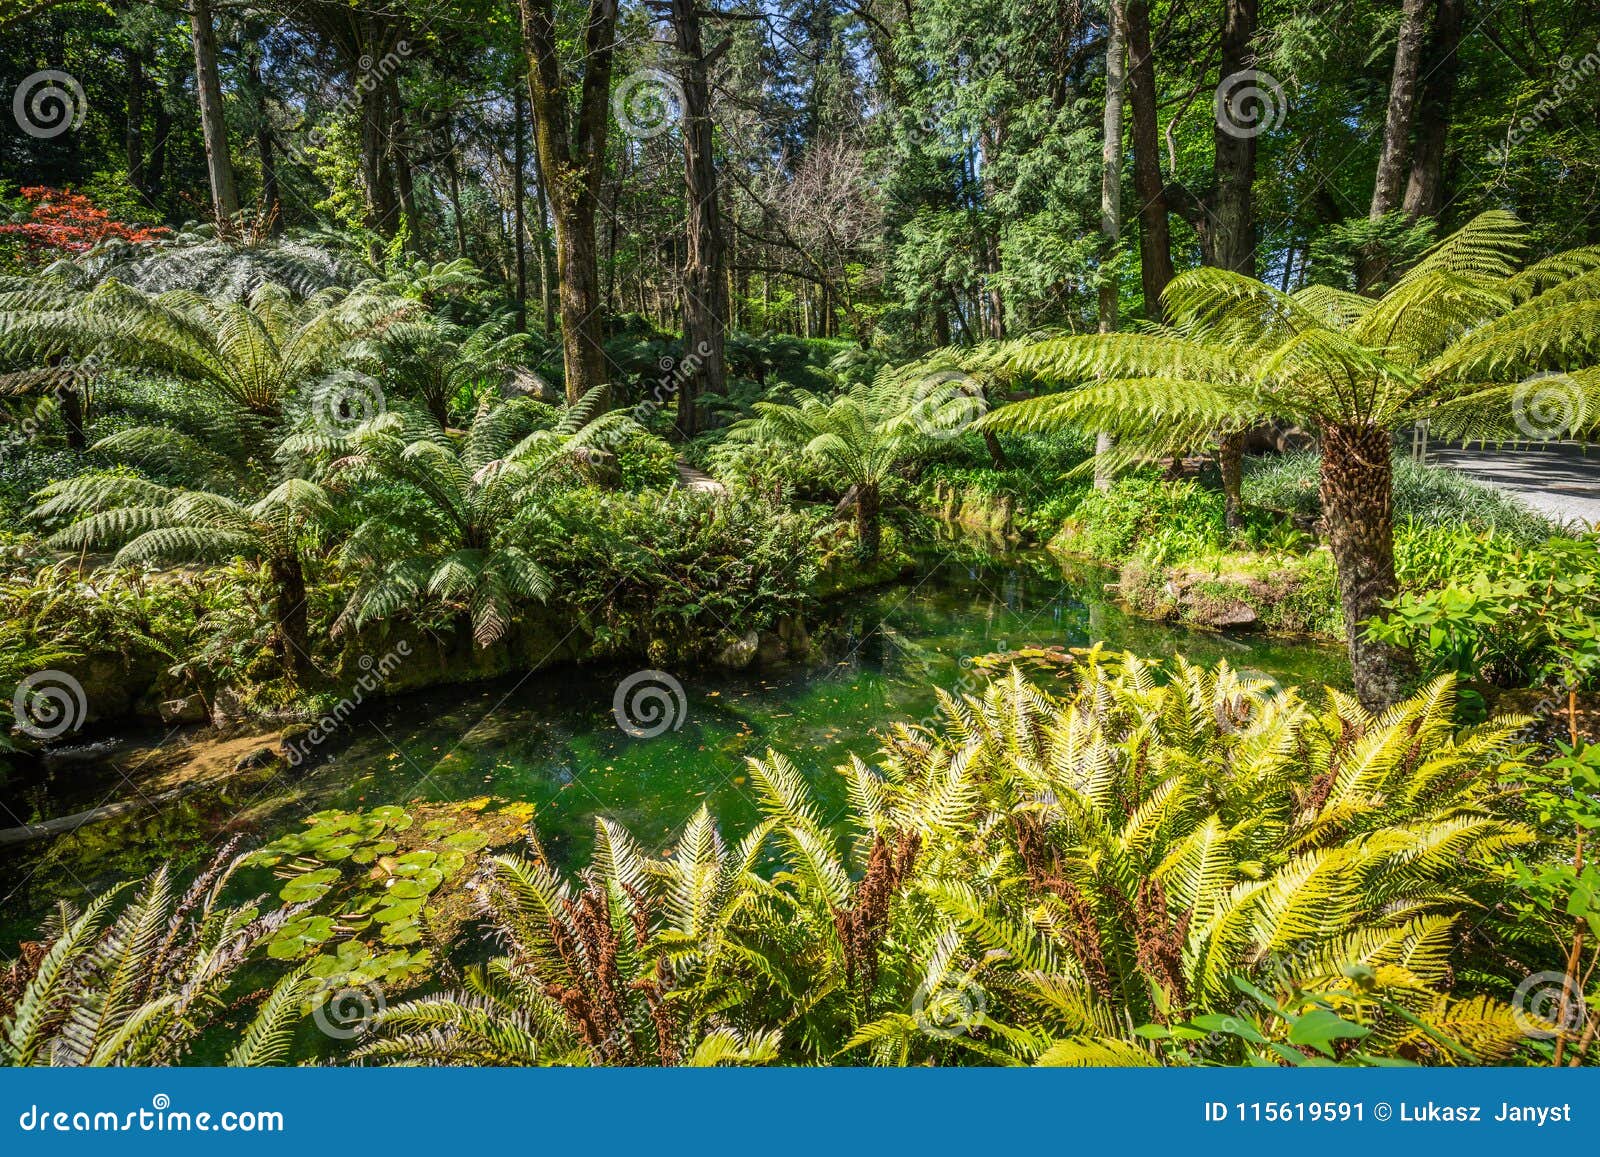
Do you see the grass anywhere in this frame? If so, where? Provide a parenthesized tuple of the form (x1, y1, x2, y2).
(1245, 450, 1558, 545)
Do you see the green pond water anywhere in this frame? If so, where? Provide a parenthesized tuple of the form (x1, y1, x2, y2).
(0, 547, 1346, 948)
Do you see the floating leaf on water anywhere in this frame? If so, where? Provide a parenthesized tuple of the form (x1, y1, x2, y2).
(441, 830, 491, 853)
(387, 868, 443, 899)
(279, 867, 341, 904)
(393, 851, 438, 874)
(373, 898, 424, 924)
(266, 914, 335, 959)
(382, 918, 422, 946)
(369, 805, 410, 829)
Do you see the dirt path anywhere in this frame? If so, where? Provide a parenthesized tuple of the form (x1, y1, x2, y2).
(675, 458, 727, 496)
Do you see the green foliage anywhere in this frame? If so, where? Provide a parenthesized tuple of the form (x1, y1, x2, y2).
(0, 843, 315, 1067)
(1246, 451, 1558, 545)
(0, 277, 415, 419)
(1376, 532, 1600, 688)
(1054, 475, 1227, 564)
(308, 391, 635, 647)
(613, 429, 678, 491)
(537, 488, 823, 661)
(991, 214, 1600, 451)
(356, 654, 1554, 1067)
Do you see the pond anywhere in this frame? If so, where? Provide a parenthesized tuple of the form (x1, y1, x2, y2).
(0, 546, 1346, 948)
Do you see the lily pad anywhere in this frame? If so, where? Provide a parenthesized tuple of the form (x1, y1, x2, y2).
(279, 867, 342, 904)
(266, 914, 335, 959)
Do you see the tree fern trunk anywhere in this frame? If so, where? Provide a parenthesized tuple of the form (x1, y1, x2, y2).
(1218, 430, 1245, 529)
(270, 556, 311, 686)
(855, 483, 881, 558)
(1320, 423, 1405, 708)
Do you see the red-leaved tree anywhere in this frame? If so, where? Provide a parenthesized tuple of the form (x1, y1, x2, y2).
(0, 187, 169, 259)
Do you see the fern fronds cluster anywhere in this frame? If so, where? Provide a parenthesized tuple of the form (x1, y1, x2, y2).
(362, 654, 1554, 1067)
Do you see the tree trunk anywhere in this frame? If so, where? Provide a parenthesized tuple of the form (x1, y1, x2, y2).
(1122, 0, 1173, 320)
(1203, 0, 1259, 276)
(517, 0, 618, 407)
(147, 64, 173, 196)
(982, 429, 1008, 469)
(1360, 0, 1430, 289)
(1402, 0, 1462, 221)
(854, 482, 881, 558)
(249, 49, 280, 232)
(671, 0, 729, 439)
(512, 91, 528, 332)
(446, 136, 467, 258)
(385, 74, 420, 250)
(1217, 429, 1245, 529)
(1096, 1, 1126, 491)
(359, 79, 398, 238)
(1371, 0, 1431, 216)
(1320, 423, 1405, 709)
(270, 556, 311, 686)
(124, 49, 146, 196)
(59, 386, 85, 452)
(188, 0, 239, 226)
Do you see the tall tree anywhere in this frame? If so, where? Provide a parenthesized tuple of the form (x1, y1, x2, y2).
(1402, 0, 1463, 221)
(1094, 0, 1126, 491)
(1121, 0, 1173, 319)
(516, 0, 619, 406)
(1359, 0, 1431, 289)
(189, 0, 239, 224)
(669, 0, 730, 438)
